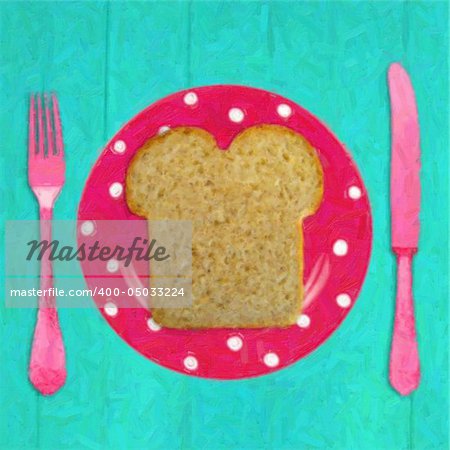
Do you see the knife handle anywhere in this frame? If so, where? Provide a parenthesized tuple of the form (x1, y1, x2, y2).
(389, 249, 420, 395)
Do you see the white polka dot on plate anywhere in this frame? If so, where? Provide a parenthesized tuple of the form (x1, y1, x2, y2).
(183, 92, 198, 106)
(158, 126, 170, 135)
(106, 259, 119, 273)
(336, 293, 351, 308)
(297, 314, 311, 328)
(183, 356, 198, 371)
(112, 140, 126, 154)
(277, 103, 292, 118)
(80, 220, 95, 236)
(333, 239, 348, 256)
(348, 185, 362, 200)
(104, 301, 118, 317)
(109, 182, 123, 198)
(228, 108, 245, 123)
(263, 352, 279, 368)
(227, 336, 243, 351)
(147, 317, 162, 331)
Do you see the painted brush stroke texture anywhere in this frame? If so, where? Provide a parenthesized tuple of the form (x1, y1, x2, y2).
(0, 1, 448, 449)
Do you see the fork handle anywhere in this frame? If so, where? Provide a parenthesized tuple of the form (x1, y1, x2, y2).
(29, 203, 66, 395)
(389, 250, 420, 396)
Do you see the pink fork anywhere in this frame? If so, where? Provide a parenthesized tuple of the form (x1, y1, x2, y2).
(28, 94, 66, 395)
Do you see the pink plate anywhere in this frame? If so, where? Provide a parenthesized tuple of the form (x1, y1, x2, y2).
(77, 85, 372, 379)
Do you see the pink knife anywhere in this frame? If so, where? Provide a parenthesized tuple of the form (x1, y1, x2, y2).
(388, 63, 421, 396)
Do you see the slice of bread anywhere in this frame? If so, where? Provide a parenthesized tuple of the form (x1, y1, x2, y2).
(126, 125, 323, 328)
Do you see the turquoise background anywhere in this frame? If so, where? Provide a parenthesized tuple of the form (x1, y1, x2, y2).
(1, 1, 448, 449)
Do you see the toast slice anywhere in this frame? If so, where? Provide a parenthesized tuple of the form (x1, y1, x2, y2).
(126, 125, 323, 328)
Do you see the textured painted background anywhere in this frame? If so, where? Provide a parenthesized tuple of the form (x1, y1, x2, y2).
(0, 1, 448, 449)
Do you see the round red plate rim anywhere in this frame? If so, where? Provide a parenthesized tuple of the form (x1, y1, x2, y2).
(77, 85, 373, 379)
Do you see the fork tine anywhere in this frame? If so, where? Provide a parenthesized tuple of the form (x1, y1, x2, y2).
(28, 92, 65, 188)
(28, 94, 36, 158)
(37, 94, 45, 156)
(45, 94, 54, 156)
(52, 94, 64, 156)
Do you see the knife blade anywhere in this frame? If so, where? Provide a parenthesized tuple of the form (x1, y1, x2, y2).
(389, 62, 421, 249)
